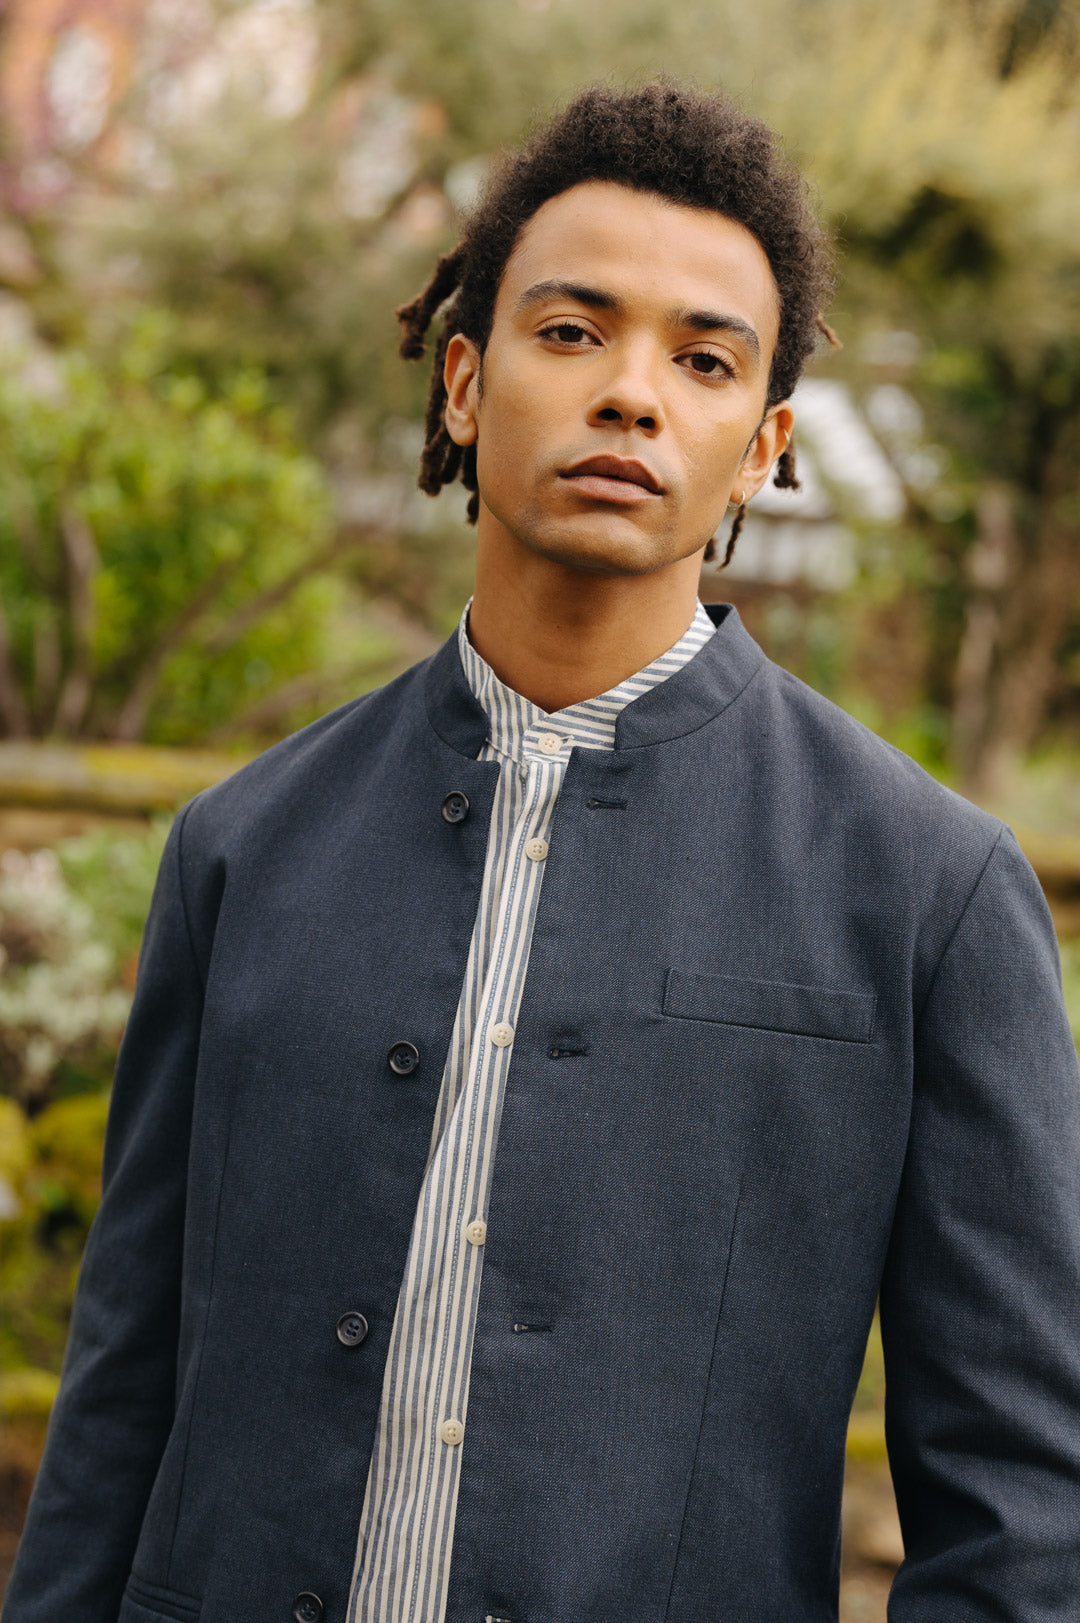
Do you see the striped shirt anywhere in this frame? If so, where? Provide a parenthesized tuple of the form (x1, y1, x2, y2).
(348, 599, 716, 1623)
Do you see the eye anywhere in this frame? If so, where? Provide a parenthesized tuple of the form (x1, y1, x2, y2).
(539, 322, 595, 345)
(679, 350, 736, 380)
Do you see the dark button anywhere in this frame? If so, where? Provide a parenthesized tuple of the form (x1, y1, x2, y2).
(336, 1311, 369, 1347)
(387, 1040, 420, 1077)
(441, 790, 470, 824)
(293, 1595, 323, 1623)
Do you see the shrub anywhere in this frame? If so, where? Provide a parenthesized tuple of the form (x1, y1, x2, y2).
(0, 850, 130, 1111)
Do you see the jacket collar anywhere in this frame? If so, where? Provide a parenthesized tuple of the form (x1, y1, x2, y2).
(423, 601, 766, 759)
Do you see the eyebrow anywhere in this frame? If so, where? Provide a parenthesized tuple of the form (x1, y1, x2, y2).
(516, 279, 761, 361)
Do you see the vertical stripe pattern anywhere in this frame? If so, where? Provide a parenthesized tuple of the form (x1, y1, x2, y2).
(348, 600, 715, 1623)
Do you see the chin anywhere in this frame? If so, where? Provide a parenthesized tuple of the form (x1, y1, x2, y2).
(516, 509, 682, 578)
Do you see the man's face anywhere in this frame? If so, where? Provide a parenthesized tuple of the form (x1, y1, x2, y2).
(444, 180, 791, 578)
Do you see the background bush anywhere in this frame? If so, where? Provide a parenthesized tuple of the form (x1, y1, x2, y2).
(0, 825, 162, 1392)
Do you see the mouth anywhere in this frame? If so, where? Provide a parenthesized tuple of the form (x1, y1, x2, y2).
(558, 454, 664, 504)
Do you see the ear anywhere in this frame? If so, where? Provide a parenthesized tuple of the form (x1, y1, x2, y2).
(444, 333, 482, 448)
(737, 401, 795, 499)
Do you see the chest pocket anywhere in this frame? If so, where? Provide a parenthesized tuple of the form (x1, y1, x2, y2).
(662, 968, 876, 1043)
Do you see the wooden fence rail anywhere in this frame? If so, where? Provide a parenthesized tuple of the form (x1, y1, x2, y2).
(0, 742, 1078, 922)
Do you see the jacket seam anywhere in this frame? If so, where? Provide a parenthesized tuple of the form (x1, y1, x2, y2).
(173, 800, 207, 998)
(163, 796, 223, 1587)
(661, 1183, 744, 1621)
(912, 823, 1005, 1028)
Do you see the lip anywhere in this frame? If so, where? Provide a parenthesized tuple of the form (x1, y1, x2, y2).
(558, 454, 665, 499)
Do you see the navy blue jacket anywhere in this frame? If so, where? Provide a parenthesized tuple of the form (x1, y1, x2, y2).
(6, 605, 1080, 1623)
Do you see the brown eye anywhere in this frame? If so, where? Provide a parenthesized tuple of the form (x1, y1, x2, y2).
(539, 319, 591, 342)
(689, 352, 727, 375)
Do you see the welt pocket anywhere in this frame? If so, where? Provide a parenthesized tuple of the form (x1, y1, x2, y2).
(662, 968, 876, 1043)
(123, 1574, 202, 1623)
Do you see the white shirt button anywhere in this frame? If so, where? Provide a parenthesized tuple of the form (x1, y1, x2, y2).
(525, 838, 548, 862)
(440, 1418, 464, 1446)
(465, 1219, 487, 1246)
(537, 732, 562, 755)
(489, 1021, 514, 1048)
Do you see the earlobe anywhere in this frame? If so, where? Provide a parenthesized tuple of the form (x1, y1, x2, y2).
(444, 334, 481, 448)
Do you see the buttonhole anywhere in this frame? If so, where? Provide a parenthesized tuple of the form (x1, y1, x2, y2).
(549, 1046, 589, 1059)
(486, 1615, 514, 1622)
(586, 797, 627, 810)
(513, 1322, 552, 1333)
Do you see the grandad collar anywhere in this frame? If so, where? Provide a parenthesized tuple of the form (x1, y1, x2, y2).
(456, 598, 715, 765)
(423, 600, 766, 760)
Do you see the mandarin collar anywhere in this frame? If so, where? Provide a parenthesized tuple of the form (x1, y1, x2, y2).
(424, 602, 765, 759)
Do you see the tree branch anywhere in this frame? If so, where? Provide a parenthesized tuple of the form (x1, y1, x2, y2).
(0, 446, 48, 584)
(52, 504, 99, 737)
(0, 591, 28, 737)
(199, 532, 366, 657)
(205, 656, 388, 743)
(107, 557, 246, 742)
(31, 612, 60, 729)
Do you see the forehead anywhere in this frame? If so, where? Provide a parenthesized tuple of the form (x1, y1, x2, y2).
(496, 179, 780, 344)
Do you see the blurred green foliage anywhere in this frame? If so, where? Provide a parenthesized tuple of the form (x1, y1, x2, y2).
(0, 824, 166, 1110)
(0, 848, 129, 1108)
(0, 824, 165, 1397)
(0, 318, 348, 744)
(55, 822, 170, 969)
(0, 1090, 110, 1380)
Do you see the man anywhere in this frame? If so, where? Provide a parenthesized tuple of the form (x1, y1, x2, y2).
(6, 82, 1080, 1623)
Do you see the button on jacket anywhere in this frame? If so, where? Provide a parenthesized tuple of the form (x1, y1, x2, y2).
(350, 603, 713, 1623)
(7, 604, 1080, 1623)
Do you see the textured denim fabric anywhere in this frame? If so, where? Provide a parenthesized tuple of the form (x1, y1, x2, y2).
(6, 605, 1080, 1623)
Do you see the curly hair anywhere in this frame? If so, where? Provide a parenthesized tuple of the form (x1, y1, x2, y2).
(397, 81, 837, 564)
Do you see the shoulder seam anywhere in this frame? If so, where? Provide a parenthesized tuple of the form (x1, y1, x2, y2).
(913, 822, 1005, 1027)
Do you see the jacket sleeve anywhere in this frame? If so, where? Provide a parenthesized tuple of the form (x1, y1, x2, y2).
(881, 825, 1080, 1618)
(3, 805, 206, 1622)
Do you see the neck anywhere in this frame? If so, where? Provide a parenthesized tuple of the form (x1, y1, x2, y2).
(466, 521, 705, 714)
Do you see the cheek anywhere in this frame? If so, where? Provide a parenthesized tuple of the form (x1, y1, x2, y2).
(684, 399, 763, 480)
(474, 370, 548, 486)
(680, 430, 741, 501)
(473, 407, 531, 519)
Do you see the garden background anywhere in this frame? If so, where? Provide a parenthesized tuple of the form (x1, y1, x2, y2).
(3, 1, 1080, 1617)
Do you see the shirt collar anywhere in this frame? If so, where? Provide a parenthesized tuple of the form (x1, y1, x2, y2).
(457, 598, 715, 765)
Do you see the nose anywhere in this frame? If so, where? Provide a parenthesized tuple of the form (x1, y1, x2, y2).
(585, 340, 666, 435)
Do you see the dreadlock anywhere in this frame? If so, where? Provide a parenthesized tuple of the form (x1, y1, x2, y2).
(396, 81, 837, 549)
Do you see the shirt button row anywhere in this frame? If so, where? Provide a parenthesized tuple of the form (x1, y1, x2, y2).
(465, 1219, 486, 1246)
(489, 1021, 514, 1048)
(440, 1418, 464, 1446)
(525, 838, 548, 862)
